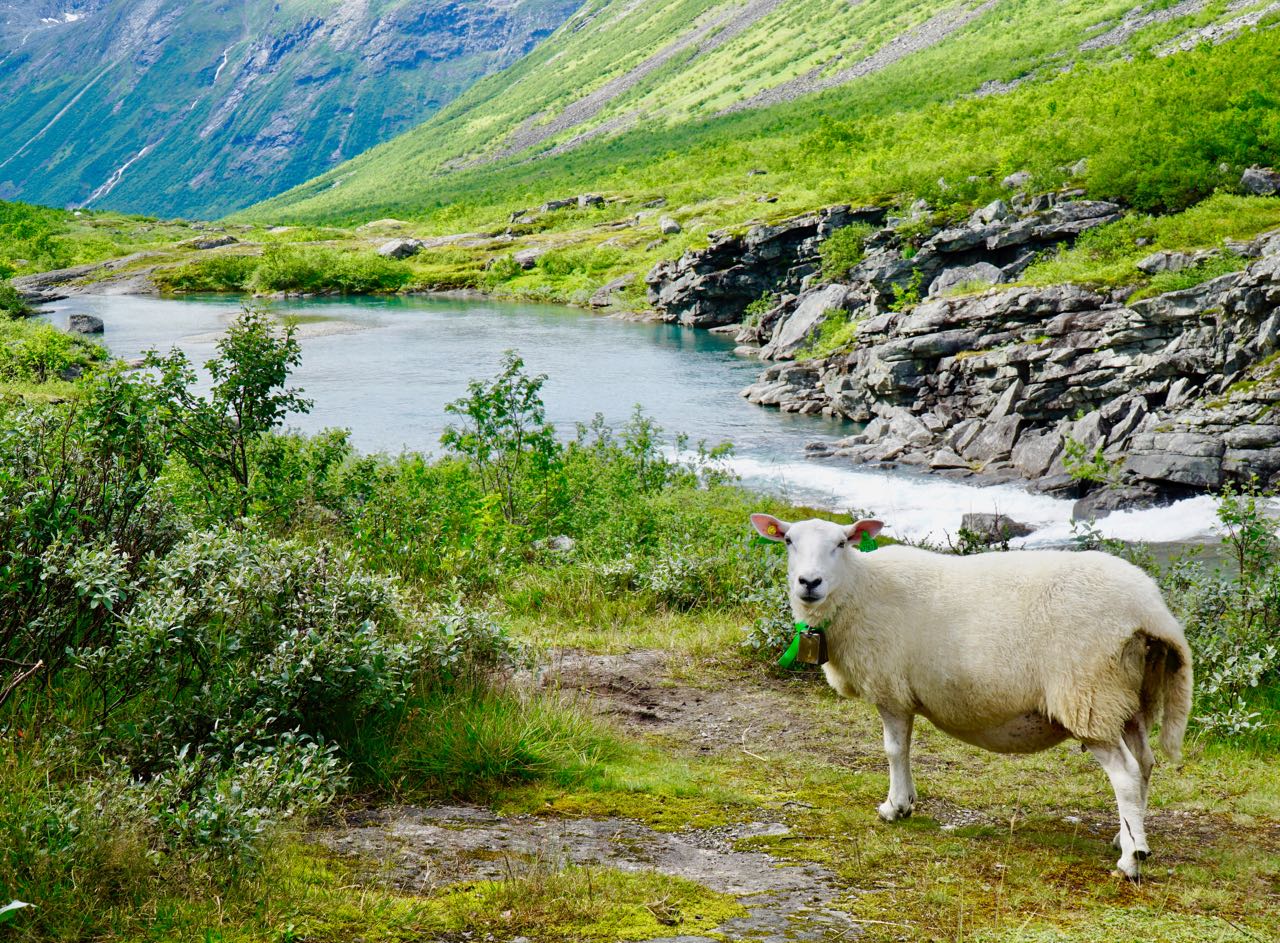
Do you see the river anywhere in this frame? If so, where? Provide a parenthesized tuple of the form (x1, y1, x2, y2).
(43, 293, 1227, 548)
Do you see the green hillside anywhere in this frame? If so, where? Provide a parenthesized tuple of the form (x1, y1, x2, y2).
(247, 0, 1280, 231)
(0, 0, 579, 219)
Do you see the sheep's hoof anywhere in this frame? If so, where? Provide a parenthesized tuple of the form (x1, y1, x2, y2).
(877, 801, 913, 822)
(1135, 848, 1150, 861)
(1113, 858, 1142, 881)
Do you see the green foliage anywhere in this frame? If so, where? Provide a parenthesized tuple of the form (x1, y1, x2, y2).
(795, 309, 863, 360)
(0, 372, 176, 675)
(1062, 434, 1121, 484)
(1132, 251, 1247, 300)
(1023, 193, 1280, 288)
(0, 319, 104, 384)
(0, 281, 31, 318)
(818, 223, 874, 282)
(742, 291, 777, 325)
(1160, 482, 1280, 739)
(157, 252, 260, 292)
(441, 350, 561, 525)
(247, 246, 412, 294)
(143, 307, 312, 518)
(888, 268, 924, 311)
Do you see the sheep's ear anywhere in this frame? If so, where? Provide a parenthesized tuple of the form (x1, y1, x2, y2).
(848, 519, 884, 542)
(750, 513, 790, 541)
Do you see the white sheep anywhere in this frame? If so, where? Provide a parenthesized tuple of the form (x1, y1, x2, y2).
(750, 513, 1193, 879)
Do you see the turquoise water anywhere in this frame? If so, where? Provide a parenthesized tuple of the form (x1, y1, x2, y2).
(44, 293, 1225, 546)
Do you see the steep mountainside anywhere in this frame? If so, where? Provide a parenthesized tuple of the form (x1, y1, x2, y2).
(0, 0, 580, 218)
(251, 0, 1280, 225)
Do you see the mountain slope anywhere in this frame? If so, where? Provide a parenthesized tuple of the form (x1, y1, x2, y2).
(0, 0, 580, 219)
(249, 0, 1280, 226)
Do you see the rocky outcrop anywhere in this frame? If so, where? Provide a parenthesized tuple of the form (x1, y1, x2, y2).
(739, 231, 1280, 504)
(645, 205, 885, 327)
(68, 314, 104, 334)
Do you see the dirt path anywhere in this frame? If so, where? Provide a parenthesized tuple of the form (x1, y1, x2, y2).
(319, 649, 1280, 940)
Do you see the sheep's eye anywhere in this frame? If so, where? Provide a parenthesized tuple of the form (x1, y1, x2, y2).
(784, 537, 792, 546)
(837, 540, 848, 549)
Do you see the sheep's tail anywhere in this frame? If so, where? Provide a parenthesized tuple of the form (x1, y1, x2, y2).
(1141, 617, 1193, 761)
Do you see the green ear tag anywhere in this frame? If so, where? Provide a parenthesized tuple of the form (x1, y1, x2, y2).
(777, 623, 804, 669)
(859, 530, 878, 552)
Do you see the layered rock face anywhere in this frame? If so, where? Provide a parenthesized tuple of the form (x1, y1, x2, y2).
(645, 205, 885, 327)
(647, 188, 1280, 509)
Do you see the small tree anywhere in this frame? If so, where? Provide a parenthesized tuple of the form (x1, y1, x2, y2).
(145, 307, 311, 518)
(442, 351, 560, 525)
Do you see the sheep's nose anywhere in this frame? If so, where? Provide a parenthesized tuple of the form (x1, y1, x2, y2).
(798, 575, 823, 591)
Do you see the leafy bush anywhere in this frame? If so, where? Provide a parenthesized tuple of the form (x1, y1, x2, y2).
(0, 373, 176, 675)
(156, 253, 259, 292)
(0, 280, 30, 317)
(145, 307, 312, 518)
(246, 246, 411, 294)
(818, 223, 874, 282)
(1160, 483, 1280, 737)
(0, 320, 103, 383)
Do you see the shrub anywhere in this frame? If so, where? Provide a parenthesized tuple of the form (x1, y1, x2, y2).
(156, 253, 258, 292)
(0, 280, 30, 317)
(0, 320, 103, 383)
(245, 246, 411, 294)
(818, 223, 874, 282)
(144, 307, 312, 518)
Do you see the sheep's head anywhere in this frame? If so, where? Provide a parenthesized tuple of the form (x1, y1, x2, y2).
(750, 514, 883, 609)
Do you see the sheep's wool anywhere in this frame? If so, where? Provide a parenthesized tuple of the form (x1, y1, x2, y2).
(802, 546, 1192, 757)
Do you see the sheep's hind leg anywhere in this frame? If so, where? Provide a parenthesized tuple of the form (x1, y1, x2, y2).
(1088, 739, 1150, 879)
(877, 707, 916, 822)
(1112, 715, 1155, 855)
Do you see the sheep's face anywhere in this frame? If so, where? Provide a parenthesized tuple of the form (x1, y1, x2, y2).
(750, 514, 883, 610)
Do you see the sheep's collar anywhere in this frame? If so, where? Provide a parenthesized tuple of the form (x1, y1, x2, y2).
(777, 620, 827, 668)
(777, 530, 877, 669)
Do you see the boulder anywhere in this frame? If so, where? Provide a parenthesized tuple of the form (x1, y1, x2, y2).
(577, 194, 604, 207)
(184, 234, 238, 250)
(760, 284, 849, 360)
(1001, 170, 1033, 190)
(68, 314, 104, 334)
(512, 248, 546, 269)
(659, 216, 682, 235)
(589, 274, 636, 308)
(1241, 166, 1280, 197)
(1011, 428, 1063, 478)
(1136, 250, 1194, 275)
(928, 262, 1002, 298)
(1072, 485, 1165, 521)
(960, 512, 1035, 540)
(377, 238, 424, 260)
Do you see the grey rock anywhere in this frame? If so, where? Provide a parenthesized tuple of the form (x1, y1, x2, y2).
(1136, 250, 1194, 275)
(185, 234, 239, 250)
(377, 238, 424, 260)
(577, 194, 604, 207)
(971, 199, 1012, 226)
(1241, 166, 1280, 197)
(760, 284, 849, 359)
(929, 447, 971, 469)
(928, 262, 1002, 298)
(962, 414, 1024, 463)
(1011, 428, 1063, 478)
(961, 512, 1035, 539)
(1072, 485, 1165, 521)
(589, 273, 636, 308)
(659, 216, 682, 235)
(512, 248, 545, 269)
(1002, 170, 1033, 190)
(67, 314, 104, 334)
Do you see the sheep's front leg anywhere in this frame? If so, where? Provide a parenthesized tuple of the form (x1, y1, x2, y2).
(1088, 740, 1150, 879)
(876, 707, 916, 822)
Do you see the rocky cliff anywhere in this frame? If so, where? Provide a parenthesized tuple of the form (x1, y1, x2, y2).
(647, 176, 1280, 515)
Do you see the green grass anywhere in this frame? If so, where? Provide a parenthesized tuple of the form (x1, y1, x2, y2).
(1022, 193, 1280, 291)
